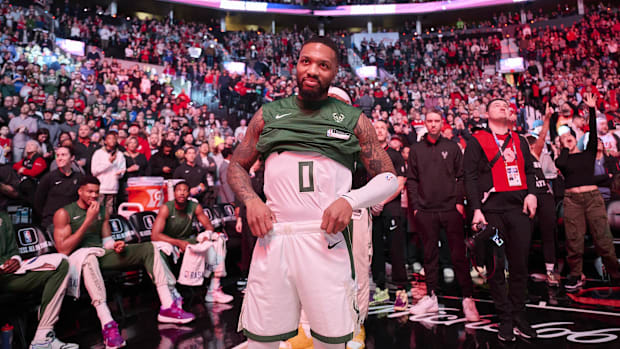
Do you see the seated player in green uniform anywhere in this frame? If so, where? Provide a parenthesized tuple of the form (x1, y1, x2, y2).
(151, 181, 234, 304)
(53, 176, 195, 349)
(0, 210, 78, 349)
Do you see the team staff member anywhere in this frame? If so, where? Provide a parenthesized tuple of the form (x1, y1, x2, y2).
(0, 211, 77, 349)
(150, 181, 234, 304)
(35, 146, 82, 229)
(54, 176, 195, 349)
(464, 98, 538, 342)
(407, 112, 479, 321)
(371, 120, 408, 292)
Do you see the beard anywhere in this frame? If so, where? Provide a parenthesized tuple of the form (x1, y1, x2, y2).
(297, 77, 329, 101)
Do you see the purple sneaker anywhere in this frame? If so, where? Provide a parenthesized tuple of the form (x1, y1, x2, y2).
(102, 321, 126, 349)
(158, 304, 196, 324)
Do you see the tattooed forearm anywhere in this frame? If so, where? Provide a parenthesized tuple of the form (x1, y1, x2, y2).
(354, 113, 396, 177)
(228, 108, 265, 204)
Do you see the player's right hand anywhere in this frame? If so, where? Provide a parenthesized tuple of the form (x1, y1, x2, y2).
(246, 198, 276, 238)
(85, 201, 100, 222)
(178, 240, 190, 253)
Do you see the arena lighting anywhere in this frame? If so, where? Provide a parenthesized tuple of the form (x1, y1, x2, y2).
(158, 0, 533, 17)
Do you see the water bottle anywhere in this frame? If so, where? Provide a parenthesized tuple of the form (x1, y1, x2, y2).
(1, 323, 13, 349)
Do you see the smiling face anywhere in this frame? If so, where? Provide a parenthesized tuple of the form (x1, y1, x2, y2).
(296, 43, 337, 102)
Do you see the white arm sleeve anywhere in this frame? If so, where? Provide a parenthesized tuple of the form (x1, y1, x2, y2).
(340, 172, 398, 210)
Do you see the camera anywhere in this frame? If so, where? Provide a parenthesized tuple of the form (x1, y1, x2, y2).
(465, 223, 503, 253)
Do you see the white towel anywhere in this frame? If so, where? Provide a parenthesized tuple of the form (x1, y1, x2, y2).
(67, 247, 105, 298)
(152, 241, 180, 264)
(177, 240, 212, 286)
(177, 231, 228, 286)
(14, 253, 67, 274)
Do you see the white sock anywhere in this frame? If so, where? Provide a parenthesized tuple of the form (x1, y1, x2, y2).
(209, 277, 220, 292)
(32, 328, 51, 343)
(95, 303, 114, 329)
(157, 285, 174, 308)
(545, 263, 555, 273)
(169, 286, 182, 301)
(247, 339, 279, 349)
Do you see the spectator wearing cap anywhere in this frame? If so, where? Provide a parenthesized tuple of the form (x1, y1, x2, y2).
(147, 140, 179, 180)
(91, 131, 126, 218)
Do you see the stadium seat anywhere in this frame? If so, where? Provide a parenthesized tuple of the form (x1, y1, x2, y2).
(109, 214, 140, 244)
(218, 204, 237, 223)
(128, 211, 158, 242)
(13, 224, 56, 260)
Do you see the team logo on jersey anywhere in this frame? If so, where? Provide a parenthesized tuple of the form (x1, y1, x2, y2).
(327, 129, 351, 140)
(442, 151, 448, 159)
(332, 113, 345, 123)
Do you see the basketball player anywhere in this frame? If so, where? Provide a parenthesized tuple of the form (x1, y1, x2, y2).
(282, 86, 373, 349)
(228, 37, 398, 349)
(54, 176, 195, 349)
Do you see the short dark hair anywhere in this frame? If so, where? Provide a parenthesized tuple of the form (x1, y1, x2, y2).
(222, 147, 232, 158)
(174, 181, 189, 190)
(301, 36, 340, 65)
(57, 145, 74, 156)
(78, 175, 100, 188)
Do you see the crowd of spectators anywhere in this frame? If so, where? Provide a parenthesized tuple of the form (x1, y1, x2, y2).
(0, 0, 617, 268)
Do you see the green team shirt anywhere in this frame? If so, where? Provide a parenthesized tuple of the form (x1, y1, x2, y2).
(163, 200, 198, 240)
(64, 201, 105, 249)
(256, 96, 362, 172)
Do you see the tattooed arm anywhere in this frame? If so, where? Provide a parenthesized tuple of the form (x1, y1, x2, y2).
(355, 113, 396, 176)
(321, 113, 397, 234)
(228, 108, 275, 237)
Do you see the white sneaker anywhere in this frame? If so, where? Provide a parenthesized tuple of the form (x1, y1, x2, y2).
(30, 331, 79, 349)
(413, 262, 423, 273)
(443, 267, 455, 282)
(205, 287, 234, 303)
(462, 297, 480, 322)
(409, 293, 438, 315)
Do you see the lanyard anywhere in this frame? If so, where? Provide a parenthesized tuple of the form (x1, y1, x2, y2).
(491, 131, 517, 163)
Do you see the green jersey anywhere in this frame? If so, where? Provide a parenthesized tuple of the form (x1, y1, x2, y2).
(64, 201, 105, 249)
(256, 96, 362, 172)
(163, 200, 198, 240)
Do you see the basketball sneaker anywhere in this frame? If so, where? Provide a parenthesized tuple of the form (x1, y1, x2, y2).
(102, 321, 126, 349)
(564, 274, 585, 292)
(30, 331, 78, 349)
(369, 288, 389, 306)
(546, 271, 560, 287)
(346, 325, 365, 349)
(205, 287, 234, 303)
(393, 290, 409, 311)
(462, 297, 480, 321)
(158, 304, 196, 324)
(409, 293, 438, 315)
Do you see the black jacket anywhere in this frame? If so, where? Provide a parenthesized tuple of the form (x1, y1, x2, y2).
(464, 129, 536, 213)
(407, 135, 465, 212)
(34, 169, 82, 228)
(147, 152, 179, 180)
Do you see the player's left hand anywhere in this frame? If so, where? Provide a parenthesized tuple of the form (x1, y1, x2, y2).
(321, 198, 353, 235)
(113, 241, 125, 254)
(523, 194, 537, 219)
(0, 258, 20, 274)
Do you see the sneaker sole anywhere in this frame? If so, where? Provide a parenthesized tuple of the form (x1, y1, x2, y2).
(105, 340, 127, 349)
(497, 334, 516, 342)
(514, 327, 537, 339)
(157, 314, 195, 324)
(205, 298, 234, 304)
